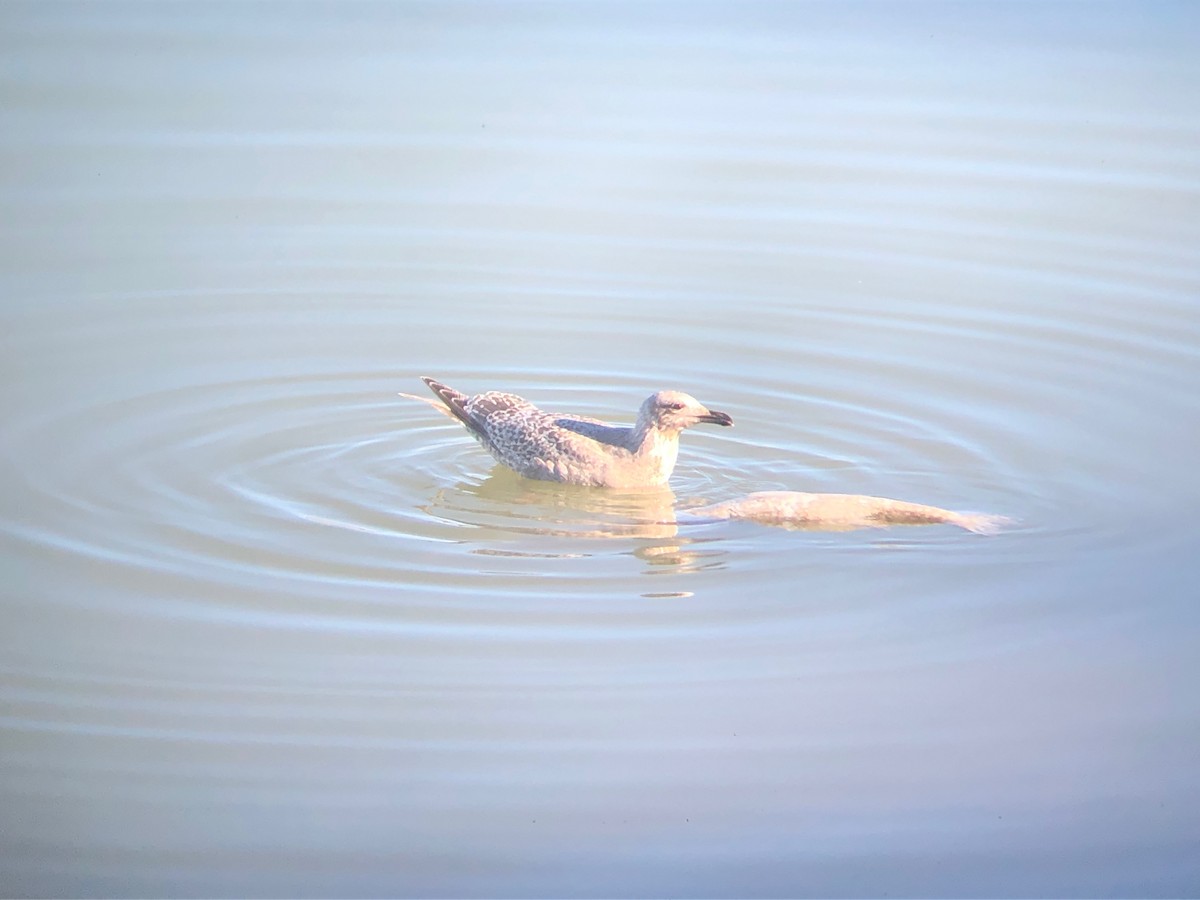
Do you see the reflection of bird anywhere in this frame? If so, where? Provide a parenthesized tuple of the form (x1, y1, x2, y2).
(404, 377, 733, 488)
(686, 491, 1009, 534)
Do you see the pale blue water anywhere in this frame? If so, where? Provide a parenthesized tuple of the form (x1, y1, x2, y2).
(2, 2, 1199, 896)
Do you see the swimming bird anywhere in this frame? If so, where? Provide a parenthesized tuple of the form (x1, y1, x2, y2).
(407, 377, 733, 487)
(685, 491, 1009, 534)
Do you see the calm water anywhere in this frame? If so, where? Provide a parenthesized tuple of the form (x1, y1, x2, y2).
(3, 2, 1199, 897)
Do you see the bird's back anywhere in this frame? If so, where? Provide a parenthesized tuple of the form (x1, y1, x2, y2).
(423, 379, 635, 483)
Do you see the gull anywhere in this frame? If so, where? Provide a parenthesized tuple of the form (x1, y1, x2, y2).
(403, 377, 732, 488)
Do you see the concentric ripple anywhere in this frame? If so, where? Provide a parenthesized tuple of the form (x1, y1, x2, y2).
(5, 272, 1194, 652)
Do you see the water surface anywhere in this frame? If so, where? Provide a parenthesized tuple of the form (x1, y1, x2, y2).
(2, 3, 1199, 897)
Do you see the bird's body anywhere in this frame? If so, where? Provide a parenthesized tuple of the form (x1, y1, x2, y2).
(414, 377, 733, 488)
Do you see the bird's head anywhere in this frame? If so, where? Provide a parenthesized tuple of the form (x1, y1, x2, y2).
(640, 390, 733, 433)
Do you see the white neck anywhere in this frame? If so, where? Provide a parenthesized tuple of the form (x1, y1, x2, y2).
(630, 421, 680, 483)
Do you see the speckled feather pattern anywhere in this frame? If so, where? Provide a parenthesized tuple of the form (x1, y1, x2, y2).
(465, 391, 629, 482)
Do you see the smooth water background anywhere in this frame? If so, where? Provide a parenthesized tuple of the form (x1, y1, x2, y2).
(3, 2, 1199, 896)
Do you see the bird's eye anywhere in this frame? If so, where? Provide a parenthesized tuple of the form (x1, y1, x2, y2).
(668, 402, 686, 411)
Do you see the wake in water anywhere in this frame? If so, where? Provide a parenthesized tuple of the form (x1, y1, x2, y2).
(684, 491, 1010, 534)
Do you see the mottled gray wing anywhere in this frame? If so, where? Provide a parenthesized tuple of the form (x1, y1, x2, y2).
(457, 394, 574, 475)
(463, 390, 539, 426)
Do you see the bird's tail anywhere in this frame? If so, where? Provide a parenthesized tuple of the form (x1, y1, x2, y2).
(419, 377, 476, 429)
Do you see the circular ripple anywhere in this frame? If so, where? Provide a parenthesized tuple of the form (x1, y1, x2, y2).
(2, 295, 1175, 640)
(3, 233, 1195, 687)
